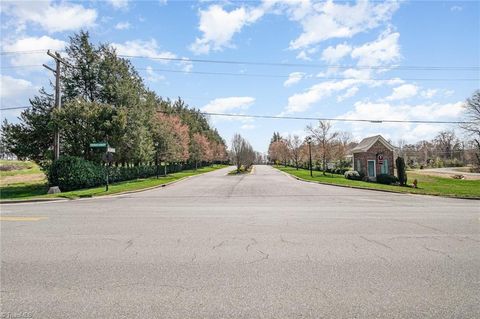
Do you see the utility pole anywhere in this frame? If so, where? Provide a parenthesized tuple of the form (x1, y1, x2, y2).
(43, 50, 70, 161)
(306, 136, 313, 177)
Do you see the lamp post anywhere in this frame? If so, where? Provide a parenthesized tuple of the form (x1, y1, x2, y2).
(306, 136, 313, 177)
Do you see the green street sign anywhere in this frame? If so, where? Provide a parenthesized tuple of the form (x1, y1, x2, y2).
(90, 142, 107, 148)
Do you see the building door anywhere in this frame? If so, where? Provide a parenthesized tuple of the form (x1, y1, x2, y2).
(367, 160, 376, 177)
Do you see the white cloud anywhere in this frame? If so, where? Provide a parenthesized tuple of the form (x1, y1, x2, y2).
(450, 6, 462, 12)
(339, 100, 464, 141)
(112, 39, 176, 61)
(2, 0, 97, 33)
(386, 84, 418, 101)
(284, 79, 361, 114)
(145, 66, 166, 83)
(337, 86, 359, 102)
(350, 29, 401, 67)
(190, 4, 265, 54)
(202, 97, 255, 113)
(107, 0, 129, 9)
(115, 22, 131, 30)
(283, 72, 305, 87)
(2, 36, 66, 66)
(421, 89, 438, 99)
(321, 43, 352, 63)
(296, 47, 318, 61)
(241, 124, 256, 130)
(288, 0, 399, 49)
(0, 75, 38, 106)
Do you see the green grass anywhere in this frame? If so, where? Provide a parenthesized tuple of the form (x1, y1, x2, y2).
(0, 165, 228, 201)
(275, 165, 480, 199)
(0, 160, 43, 177)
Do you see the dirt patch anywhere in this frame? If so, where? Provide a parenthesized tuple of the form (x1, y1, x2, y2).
(0, 173, 46, 186)
(0, 164, 33, 171)
(412, 170, 480, 180)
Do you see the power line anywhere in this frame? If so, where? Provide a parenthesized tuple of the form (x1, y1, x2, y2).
(1, 49, 479, 71)
(1, 64, 479, 82)
(136, 67, 480, 82)
(120, 55, 480, 71)
(195, 112, 473, 125)
(3, 106, 473, 124)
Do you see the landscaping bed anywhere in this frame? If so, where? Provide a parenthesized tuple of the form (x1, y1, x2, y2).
(275, 165, 480, 199)
(1, 164, 227, 202)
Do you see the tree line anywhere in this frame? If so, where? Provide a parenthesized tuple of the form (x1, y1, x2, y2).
(268, 90, 480, 173)
(1, 31, 228, 170)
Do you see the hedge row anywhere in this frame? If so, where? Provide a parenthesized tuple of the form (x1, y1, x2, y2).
(46, 156, 211, 192)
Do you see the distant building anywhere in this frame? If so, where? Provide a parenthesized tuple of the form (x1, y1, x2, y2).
(351, 135, 395, 180)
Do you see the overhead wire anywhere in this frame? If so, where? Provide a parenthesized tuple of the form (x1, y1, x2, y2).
(1, 106, 474, 125)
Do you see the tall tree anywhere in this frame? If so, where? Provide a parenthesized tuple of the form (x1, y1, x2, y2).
(433, 130, 460, 160)
(151, 113, 190, 166)
(51, 100, 126, 161)
(460, 90, 480, 171)
(231, 133, 255, 171)
(307, 121, 339, 175)
(287, 135, 302, 169)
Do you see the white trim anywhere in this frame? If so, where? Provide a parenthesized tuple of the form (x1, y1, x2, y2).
(367, 160, 376, 177)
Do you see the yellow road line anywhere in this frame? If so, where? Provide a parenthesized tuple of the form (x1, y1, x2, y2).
(0, 216, 48, 222)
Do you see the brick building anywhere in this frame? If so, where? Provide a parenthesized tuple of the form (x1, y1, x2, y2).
(351, 135, 395, 180)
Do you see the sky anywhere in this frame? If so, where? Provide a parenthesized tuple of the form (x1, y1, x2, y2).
(1, 0, 479, 152)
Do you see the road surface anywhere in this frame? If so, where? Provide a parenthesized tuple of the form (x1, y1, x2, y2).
(1, 165, 479, 318)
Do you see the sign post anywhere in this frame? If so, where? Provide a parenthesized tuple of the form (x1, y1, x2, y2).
(90, 142, 115, 191)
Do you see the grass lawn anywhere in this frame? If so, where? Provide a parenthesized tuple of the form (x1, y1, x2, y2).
(0, 164, 228, 202)
(275, 165, 480, 199)
(0, 159, 41, 174)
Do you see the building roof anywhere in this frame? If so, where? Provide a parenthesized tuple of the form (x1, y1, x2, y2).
(351, 135, 395, 153)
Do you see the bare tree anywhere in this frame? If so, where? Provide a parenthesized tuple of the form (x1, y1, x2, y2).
(331, 131, 353, 164)
(460, 90, 480, 171)
(230, 133, 255, 172)
(287, 134, 302, 169)
(307, 121, 338, 175)
(434, 130, 460, 160)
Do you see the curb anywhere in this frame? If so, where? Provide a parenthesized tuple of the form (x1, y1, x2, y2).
(1, 166, 229, 205)
(0, 197, 68, 204)
(276, 167, 480, 201)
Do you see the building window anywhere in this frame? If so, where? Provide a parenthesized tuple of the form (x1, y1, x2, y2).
(381, 159, 389, 174)
(355, 159, 361, 172)
(367, 160, 376, 177)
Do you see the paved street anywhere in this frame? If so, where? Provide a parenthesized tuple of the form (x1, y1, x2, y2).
(1, 165, 479, 318)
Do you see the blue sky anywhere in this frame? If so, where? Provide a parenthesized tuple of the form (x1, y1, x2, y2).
(1, 0, 479, 152)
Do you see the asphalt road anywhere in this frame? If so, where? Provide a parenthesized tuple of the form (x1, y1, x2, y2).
(1, 165, 479, 319)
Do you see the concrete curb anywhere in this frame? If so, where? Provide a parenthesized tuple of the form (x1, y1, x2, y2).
(276, 167, 480, 201)
(0, 167, 229, 205)
(0, 197, 68, 204)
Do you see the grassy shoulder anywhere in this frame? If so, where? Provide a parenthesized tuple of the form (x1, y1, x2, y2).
(0, 164, 228, 202)
(275, 165, 480, 199)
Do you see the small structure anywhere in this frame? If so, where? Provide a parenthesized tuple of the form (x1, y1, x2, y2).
(351, 135, 395, 180)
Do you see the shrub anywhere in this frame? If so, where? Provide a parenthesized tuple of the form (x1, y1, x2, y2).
(344, 170, 361, 180)
(376, 174, 398, 185)
(47, 156, 186, 191)
(47, 156, 105, 191)
(396, 156, 408, 186)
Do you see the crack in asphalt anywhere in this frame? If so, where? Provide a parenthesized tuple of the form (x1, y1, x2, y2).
(423, 245, 454, 261)
(246, 249, 269, 264)
(359, 235, 393, 250)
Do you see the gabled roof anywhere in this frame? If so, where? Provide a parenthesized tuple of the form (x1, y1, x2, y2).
(351, 135, 395, 153)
